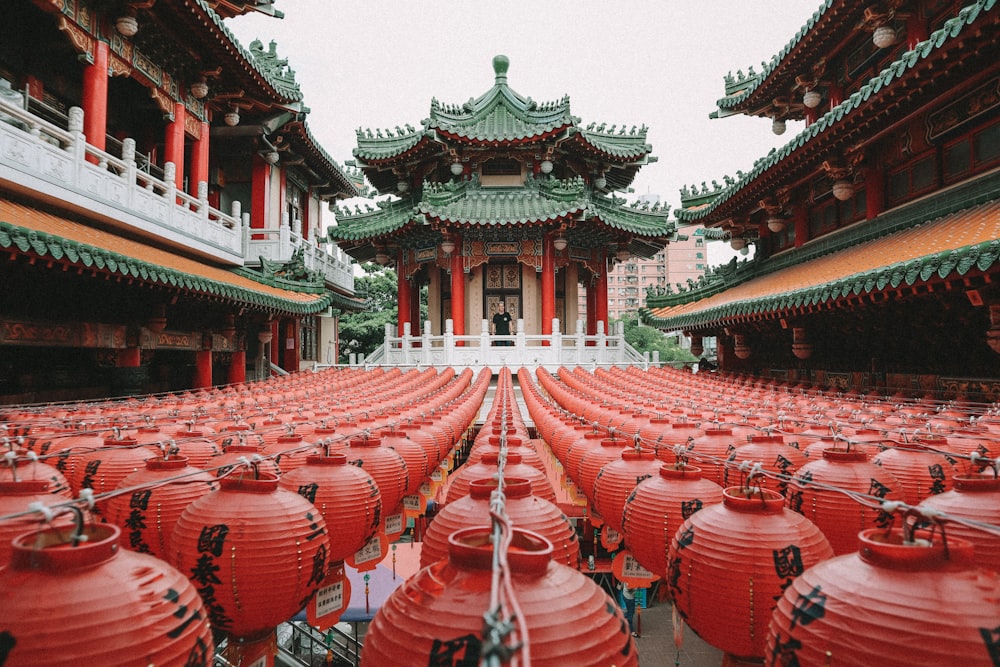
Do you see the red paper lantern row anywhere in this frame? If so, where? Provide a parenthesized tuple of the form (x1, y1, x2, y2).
(0, 523, 213, 666)
(668, 487, 834, 662)
(592, 449, 661, 533)
(362, 528, 637, 666)
(171, 472, 329, 640)
(345, 435, 409, 513)
(767, 527, 1000, 666)
(918, 474, 1000, 572)
(872, 441, 956, 504)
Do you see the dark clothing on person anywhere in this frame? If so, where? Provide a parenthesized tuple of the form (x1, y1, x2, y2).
(492, 310, 513, 345)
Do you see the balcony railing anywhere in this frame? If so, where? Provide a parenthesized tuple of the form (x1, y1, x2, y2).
(0, 94, 355, 295)
(331, 319, 654, 373)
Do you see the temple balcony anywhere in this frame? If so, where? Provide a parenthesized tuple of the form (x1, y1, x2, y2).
(0, 95, 354, 296)
(339, 319, 654, 373)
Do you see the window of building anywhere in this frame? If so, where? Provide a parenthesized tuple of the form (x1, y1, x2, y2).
(888, 151, 937, 206)
(943, 118, 1000, 184)
(482, 158, 521, 175)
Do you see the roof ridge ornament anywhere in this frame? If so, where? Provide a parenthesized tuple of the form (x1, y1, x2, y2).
(493, 55, 510, 85)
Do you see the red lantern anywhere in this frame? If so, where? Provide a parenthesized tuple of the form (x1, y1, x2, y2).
(206, 444, 280, 477)
(592, 449, 661, 533)
(0, 451, 73, 497)
(171, 472, 330, 640)
(724, 435, 806, 495)
(104, 456, 218, 558)
(686, 428, 739, 486)
(70, 435, 156, 502)
(0, 523, 213, 666)
(445, 451, 557, 505)
(668, 486, 834, 662)
(622, 464, 724, 577)
(786, 448, 904, 555)
(420, 477, 579, 569)
(872, 441, 957, 504)
(279, 452, 383, 563)
(378, 427, 430, 495)
(0, 480, 74, 565)
(167, 429, 222, 467)
(918, 474, 1000, 572)
(767, 527, 1000, 666)
(261, 432, 321, 472)
(362, 527, 637, 666)
(577, 437, 630, 503)
(345, 435, 409, 513)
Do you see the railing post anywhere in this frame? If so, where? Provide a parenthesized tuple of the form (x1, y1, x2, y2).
(597, 320, 607, 367)
(68, 106, 86, 168)
(197, 181, 209, 219)
(480, 319, 490, 366)
(444, 319, 455, 366)
(163, 162, 176, 202)
(422, 320, 432, 367)
(552, 317, 562, 367)
(402, 321, 412, 366)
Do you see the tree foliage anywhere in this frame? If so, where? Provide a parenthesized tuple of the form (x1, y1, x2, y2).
(337, 263, 427, 363)
(614, 318, 698, 363)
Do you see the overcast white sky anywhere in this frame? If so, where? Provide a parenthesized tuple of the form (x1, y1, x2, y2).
(227, 1, 822, 265)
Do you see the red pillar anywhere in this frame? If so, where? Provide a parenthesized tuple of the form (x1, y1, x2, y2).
(228, 350, 246, 385)
(865, 167, 885, 220)
(827, 83, 843, 110)
(283, 319, 299, 372)
(81, 40, 108, 160)
(251, 154, 270, 235)
(118, 347, 141, 367)
(793, 205, 809, 248)
(269, 319, 280, 371)
(907, 14, 928, 50)
(596, 251, 609, 333)
(194, 350, 212, 389)
(450, 236, 465, 337)
(189, 119, 210, 199)
(397, 250, 411, 337)
(409, 278, 422, 334)
(804, 106, 819, 127)
(541, 235, 555, 337)
(165, 102, 186, 191)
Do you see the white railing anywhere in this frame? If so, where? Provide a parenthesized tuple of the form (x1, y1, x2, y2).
(330, 319, 655, 373)
(244, 225, 355, 293)
(0, 98, 243, 263)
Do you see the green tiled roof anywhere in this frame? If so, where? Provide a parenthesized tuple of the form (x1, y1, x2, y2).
(329, 176, 673, 243)
(354, 129, 429, 162)
(0, 220, 335, 315)
(570, 126, 653, 160)
(679, 0, 997, 223)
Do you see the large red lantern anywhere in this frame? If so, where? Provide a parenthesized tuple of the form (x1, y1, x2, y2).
(592, 449, 661, 533)
(667, 486, 834, 662)
(420, 477, 579, 569)
(767, 525, 1000, 666)
(104, 456, 218, 558)
(278, 452, 383, 563)
(70, 434, 156, 501)
(445, 451, 557, 504)
(207, 444, 281, 477)
(0, 523, 213, 666)
(872, 441, 956, 504)
(786, 448, 903, 555)
(0, 450, 72, 496)
(919, 474, 1000, 572)
(577, 437, 630, 503)
(171, 472, 330, 640)
(345, 435, 409, 513)
(622, 464, 724, 577)
(361, 527, 637, 666)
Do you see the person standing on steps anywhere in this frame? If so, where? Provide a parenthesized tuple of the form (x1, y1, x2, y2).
(491, 301, 514, 346)
(617, 580, 638, 637)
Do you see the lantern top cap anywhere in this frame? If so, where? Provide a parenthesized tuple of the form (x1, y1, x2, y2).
(219, 472, 279, 493)
(10, 523, 120, 571)
(858, 528, 974, 571)
(722, 486, 785, 513)
(447, 527, 552, 574)
(469, 476, 532, 499)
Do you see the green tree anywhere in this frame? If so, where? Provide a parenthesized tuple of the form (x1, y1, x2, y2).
(613, 317, 698, 363)
(337, 263, 428, 362)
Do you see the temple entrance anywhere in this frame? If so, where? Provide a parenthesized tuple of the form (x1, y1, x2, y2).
(484, 262, 521, 325)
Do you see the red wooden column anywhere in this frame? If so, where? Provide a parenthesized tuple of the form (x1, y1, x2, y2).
(227, 350, 246, 385)
(164, 102, 186, 191)
(81, 40, 109, 160)
(865, 167, 885, 220)
(282, 318, 300, 372)
(907, 14, 928, 49)
(793, 205, 809, 248)
(595, 251, 609, 333)
(118, 347, 141, 368)
(194, 350, 212, 389)
(189, 118, 210, 199)
(269, 319, 280, 371)
(397, 250, 411, 337)
(409, 277, 422, 334)
(541, 235, 555, 337)
(251, 154, 270, 235)
(450, 235, 465, 338)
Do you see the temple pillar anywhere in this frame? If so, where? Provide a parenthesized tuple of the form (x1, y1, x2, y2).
(793, 204, 809, 248)
(586, 276, 597, 336)
(907, 14, 928, 50)
(282, 318, 300, 372)
(398, 250, 411, 337)
(228, 350, 246, 385)
(827, 82, 843, 109)
(450, 236, 465, 337)
(804, 106, 819, 127)
(251, 154, 270, 234)
(596, 251, 609, 331)
(189, 119, 210, 199)
(409, 276, 422, 332)
(865, 167, 885, 220)
(541, 235, 555, 337)
(81, 40, 108, 160)
(194, 350, 212, 389)
(269, 319, 280, 370)
(164, 102, 185, 191)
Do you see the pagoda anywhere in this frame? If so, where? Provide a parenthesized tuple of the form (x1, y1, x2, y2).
(330, 55, 674, 340)
(644, 0, 1000, 399)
